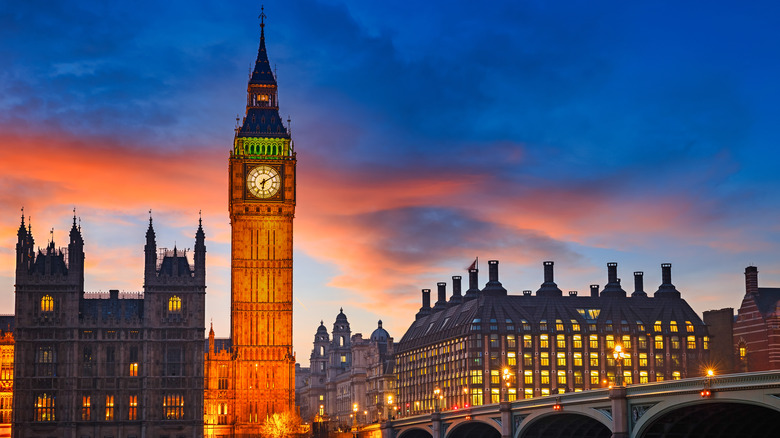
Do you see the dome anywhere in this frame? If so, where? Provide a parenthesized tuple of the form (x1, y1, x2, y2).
(335, 307, 348, 323)
(316, 320, 328, 335)
(370, 320, 390, 342)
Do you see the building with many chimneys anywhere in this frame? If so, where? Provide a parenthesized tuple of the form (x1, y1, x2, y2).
(296, 310, 396, 431)
(395, 260, 710, 415)
(11, 212, 206, 438)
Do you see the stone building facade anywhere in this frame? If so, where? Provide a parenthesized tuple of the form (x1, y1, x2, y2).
(0, 316, 13, 438)
(12, 214, 205, 438)
(396, 260, 710, 414)
(704, 266, 780, 373)
(296, 311, 396, 431)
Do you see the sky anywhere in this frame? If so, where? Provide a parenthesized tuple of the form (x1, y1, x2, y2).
(1, 0, 780, 359)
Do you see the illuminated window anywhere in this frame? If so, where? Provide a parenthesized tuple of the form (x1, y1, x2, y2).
(606, 335, 615, 349)
(490, 370, 500, 384)
(556, 335, 566, 349)
(507, 335, 516, 349)
(639, 353, 648, 367)
(739, 343, 747, 360)
(654, 336, 664, 350)
(655, 355, 664, 368)
(656, 372, 665, 381)
(540, 370, 550, 385)
(671, 336, 680, 349)
(672, 371, 681, 380)
(81, 395, 91, 420)
(524, 388, 533, 399)
(35, 346, 55, 377)
(541, 388, 550, 397)
(571, 319, 581, 332)
(470, 370, 482, 385)
(555, 319, 565, 331)
(623, 371, 632, 385)
(490, 388, 500, 404)
(340, 354, 347, 363)
(687, 336, 696, 350)
(638, 335, 648, 349)
(703, 336, 710, 350)
(557, 370, 567, 385)
(573, 335, 582, 349)
(218, 403, 228, 425)
(574, 371, 583, 386)
(168, 296, 182, 313)
(523, 353, 533, 367)
(556, 352, 566, 367)
(40, 295, 54, 313)
(686, 321, 694, 333)
(523, 335, 533, 349)
(507, 352, 517, 366)
(508, 388, 517, 402)
(540, 335, 549, 348)
(670, 321, 678, 332)
(636, 321, 645, 332)
(540, 352, 549, 366)
(590, 352, 599, 367)
(105, 395, 114, 421)
(623, 356, 632, 367)
(573, 352, 583, 366)
(654, 321, 662, 332)
(622, 335, 632, 349)
(523, 370, 533, 385)
(590, 370, 599, 385)
(129, 362, 138, 377)
(639, 371, 649, 383)
(35, 393, 55, 421)
(471, 388, 483, 406)
(589, 335, 598, 349)
(163, 393, 184, 419)
(129, 395, 138, 420)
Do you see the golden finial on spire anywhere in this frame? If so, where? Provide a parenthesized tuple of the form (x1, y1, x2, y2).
(259, 5, 266, 29)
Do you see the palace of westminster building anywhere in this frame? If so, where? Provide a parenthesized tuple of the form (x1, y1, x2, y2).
(5, 9, 778, 438)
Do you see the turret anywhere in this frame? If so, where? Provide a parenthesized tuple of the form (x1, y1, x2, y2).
(194, 212, 206, 281)
(68, 211, 85, 290)
(144, 215, 157, 284)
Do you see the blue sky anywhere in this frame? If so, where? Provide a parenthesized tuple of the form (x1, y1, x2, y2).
(1, 0, 779, 358)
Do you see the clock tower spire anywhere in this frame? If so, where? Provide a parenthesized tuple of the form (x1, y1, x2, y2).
(227, 7, 296, 432)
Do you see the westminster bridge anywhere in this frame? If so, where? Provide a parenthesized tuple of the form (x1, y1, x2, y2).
(364, 371, 780, 438)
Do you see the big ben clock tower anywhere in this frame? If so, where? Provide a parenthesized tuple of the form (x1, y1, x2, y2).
(228, 9, 296, 431)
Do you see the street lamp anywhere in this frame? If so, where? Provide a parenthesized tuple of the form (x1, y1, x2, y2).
(352, 403, 358, 438)
(386, 395, 393, 421)
(502, 367, 512, 402)
(433, 387, 441, 412)
(612, 344, 628, 387)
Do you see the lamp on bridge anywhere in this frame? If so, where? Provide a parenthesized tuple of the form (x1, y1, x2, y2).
(502, 367, 512, 402)
(701, 369, 715, 397)
(433, 386, 442, 412)
(612, 344, 628, 387)
(387, 395, 394, 421)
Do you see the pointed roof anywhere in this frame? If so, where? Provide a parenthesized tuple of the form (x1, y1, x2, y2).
(250, 8, 277, 86)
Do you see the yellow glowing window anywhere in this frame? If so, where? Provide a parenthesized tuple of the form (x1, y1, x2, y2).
(654, 321, 662, 332)
(571, 319, 580, 332)
(168, 296, 182, 313)
(523, 370, 533, 385)
(524, 388, 533, 399)
(672, 371, 681, 380)
(639, 371, 648, 384)
(573, 335, 582, 349)
(523, 335, 533, 348)
(639, 353, 648, 367)
(589, 335, 598, 349)
(541, 388, 550, 396)
(557, 352, 566, 367)
(589, 352, 599, 367)
(540, 352, 549, 366)
(687, 336, 696, 350)
(686, 321, 694, 332)
(590, 371, 599, 385)
(606, 335, 615, 349)
(739, 344, 746, 359)
(540, 335, 549, 348)
(36, 393, 55, 421)
(81, 395, 91, 421)
(622, 335, 631, 349)
(557, 370, 566, 385)
(41, 295, 54, 313)
(573, 352, 582, 366)
(540, 370, 550, 384)
(130, 362, 138, 377)
(507, 352, 516, 366)
(129, 395, 138, 420)
(654, 336, 664, 350)
(555, 319, 565, 331)
(163, 393, 184, 420)
(703, 336, 710, 350)
(670, 321, 678, 332)
(490, 370, 500, 384)
(260, 94, 269, 101)
(105, 395, 114, 421)
(556, 335, 566, 349)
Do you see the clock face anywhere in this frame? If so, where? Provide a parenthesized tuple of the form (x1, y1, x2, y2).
(246, 165, 281, 198)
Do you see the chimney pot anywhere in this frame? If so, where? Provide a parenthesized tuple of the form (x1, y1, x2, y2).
(590, 284, 599, 297)
(488, 260, 499, 282)
(543, 261, 554, 283)
(422, 289, 431, 309)
(634, 271, 644, 292)
(745, 266, 759, 296)
(452, 276, 462, 297)
(607, 262, 618, 283)
(661, 263, 672, 285)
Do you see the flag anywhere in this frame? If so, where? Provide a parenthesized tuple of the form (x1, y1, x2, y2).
(467, 257, 478, 271)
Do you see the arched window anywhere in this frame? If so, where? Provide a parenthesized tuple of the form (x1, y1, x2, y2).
(168, 296, 182, 313)
(40, 295, 54, 313)
(339, 336, 345, 347)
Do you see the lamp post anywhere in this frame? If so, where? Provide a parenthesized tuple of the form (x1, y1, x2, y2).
(433, 387, 441, 412)
(612, 345, 628, 387)
(386, 395, 393, 421)
(502, 367, 512, 402)
(352, 403, 358, 438)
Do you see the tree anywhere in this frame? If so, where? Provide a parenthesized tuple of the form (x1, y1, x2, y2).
(260, 411, 303, 438)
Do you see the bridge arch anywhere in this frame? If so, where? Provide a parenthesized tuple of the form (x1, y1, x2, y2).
(397, 427, 433, 438)
(518, 410, 611, 438)
(635, 399, 780, 438)
(445, 419, 501, 438)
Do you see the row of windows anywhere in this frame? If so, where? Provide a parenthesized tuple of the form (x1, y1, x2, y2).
(467, 317, 698, 334)
(34, 393, 183, 422)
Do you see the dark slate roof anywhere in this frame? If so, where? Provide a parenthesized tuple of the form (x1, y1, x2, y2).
(755, 287, 780, 317)
(0, 315, 14, 333)
(371, 320, 390, 342)
(250, 28, 276, 86)
(238, 108, 289, 138)
(158, 255, 193, 277)
(80, 295, 143, 321)
(31, 245, 68, 276)
(209, 337, 232, 353)
(398, 293, 706, 353)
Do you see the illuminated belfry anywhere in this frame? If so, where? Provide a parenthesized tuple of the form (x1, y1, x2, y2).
(205, 8, 296, 437)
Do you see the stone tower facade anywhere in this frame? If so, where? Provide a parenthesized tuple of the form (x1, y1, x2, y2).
(12, 213, 206, 438)
(204, 10, 296, 437)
